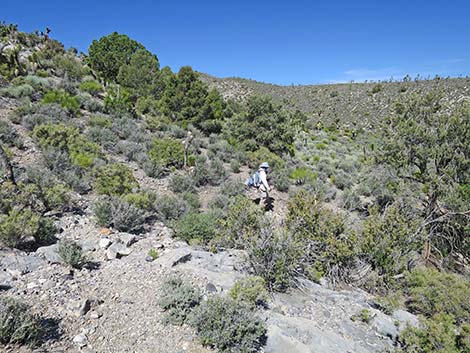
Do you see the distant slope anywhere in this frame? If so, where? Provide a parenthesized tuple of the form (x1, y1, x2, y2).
(200, 73, 470, 129)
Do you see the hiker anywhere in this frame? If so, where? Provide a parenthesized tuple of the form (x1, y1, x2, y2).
(245, 162, 271, 200)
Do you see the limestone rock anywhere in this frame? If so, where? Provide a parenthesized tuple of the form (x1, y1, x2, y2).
(106, 242, 132, 260)
(36, 244, 63, 264)
(99, 238, 112, 249)
(155, 247, 192, 267)
(392, 310, 420, 331)
(119, 233, 136, 247)
(1, 251, 46, 274)
(370, 311, 399, 340)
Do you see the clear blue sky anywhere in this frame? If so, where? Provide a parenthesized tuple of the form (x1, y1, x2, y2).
(3, 0, 469, 85)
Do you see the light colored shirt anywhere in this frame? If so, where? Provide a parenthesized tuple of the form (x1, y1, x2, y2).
(258, 168, 270, 192)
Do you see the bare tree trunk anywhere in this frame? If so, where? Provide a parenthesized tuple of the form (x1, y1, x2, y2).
(0, 144, 16, 186)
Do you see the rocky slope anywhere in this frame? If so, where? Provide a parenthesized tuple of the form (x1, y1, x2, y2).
(1, 212, 418, 353)
(200, 73, 470, 129)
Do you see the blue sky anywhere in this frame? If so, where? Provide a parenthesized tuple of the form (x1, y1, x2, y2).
(3, 0, 469, 85)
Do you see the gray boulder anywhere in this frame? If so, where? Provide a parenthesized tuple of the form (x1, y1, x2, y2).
(36, 244, 63, 264)
(370, 311, 399, 340)
(1, 251, 46, 274)
(154, 247, 192, 267)
(119, 233, 136, 247)
(99, 238, 112, 249)
(106, 242, 132, 260)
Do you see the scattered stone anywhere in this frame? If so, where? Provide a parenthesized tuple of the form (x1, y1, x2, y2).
(27, 282, 38, 289)
(106, 242, 132, 260)
(73, 333, 87, 347)
(120, 233, 136, 247)
(0, 271, 13, 287)
(99, 238, 112, 249)
(145, 255, 154, 262)
(206, 282, 217, 293)
(89, 310, 100, 319)
(79, 239, 98, 252)
(79, 299, 92, 316)
(155, 247, 192, 267)
(36, 244, 63, 264)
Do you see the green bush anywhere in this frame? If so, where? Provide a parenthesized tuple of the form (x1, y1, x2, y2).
(103, 84, 133, 114)
(216, 196, 265, 249)
(404, 269, 469, 323)
(290, 166, 317, 185)
(287, 189, 356, 281)
(123, 191, 157, 211)
(247, 146, 285, 170)
(247, 225, 300, 292)
(360, 203, 420, 280)
(148, 137, 184, 170)
(33, 123, 101, 169)
(229, 276, 268, 307)
(169, 174, 195, 193)
(181, 192, 201, 212)
(0, 297, 44, 347)
(42, 90, 80, 115)
(192, 157, 227, 186)
(58, 239, 85, 268)
(0, 84, 34, 98)
(94, 163, 138, 196)
(158, 277, 201, 325)
(192, 156, 211, 186)
(399, 313, 466, 353)
(43, 184, 72, 211)
(189, 296, 266, 353)
(93, 196, 147, 233)
(230, 159, 241, 173)
(174, 212, 218, 244)
(272, 168, 290, 192)
(154, 194, 188, 222)
(33, 123, 77, 150)
(147, 248, 159, 260)
(0, 120, 22, 147)
(68, 134, 102, 168)
(79, 80, 103, 96)
(88, 114, 112, 128)
(52, 54, 85, 81)
(226, 95, 296, 155)
(0, 209, 55, 248)
(88, 32, 146, 82)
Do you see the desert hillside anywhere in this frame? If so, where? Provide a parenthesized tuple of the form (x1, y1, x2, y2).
(0, 23, 469, 353)
(200, 73, 470, 129)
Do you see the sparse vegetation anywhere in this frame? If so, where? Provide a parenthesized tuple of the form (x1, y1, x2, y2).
(158, 277, 202, 325)
(0, 22, 469, 353)
(189, 296, 266, 353)
(0, 297, 44, 347)
(58, 239, 85, 268)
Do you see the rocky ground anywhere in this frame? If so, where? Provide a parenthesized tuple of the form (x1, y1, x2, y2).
(1, 207, 419, 353)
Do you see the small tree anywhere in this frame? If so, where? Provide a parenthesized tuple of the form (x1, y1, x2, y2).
(117, 48, 160, 99)
(378, 92, 470, 259)
(87, 32, 145, 82)
(226, 95, 300, 155)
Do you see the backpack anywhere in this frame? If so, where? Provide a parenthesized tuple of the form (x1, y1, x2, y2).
(246, 171, 261, 188)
